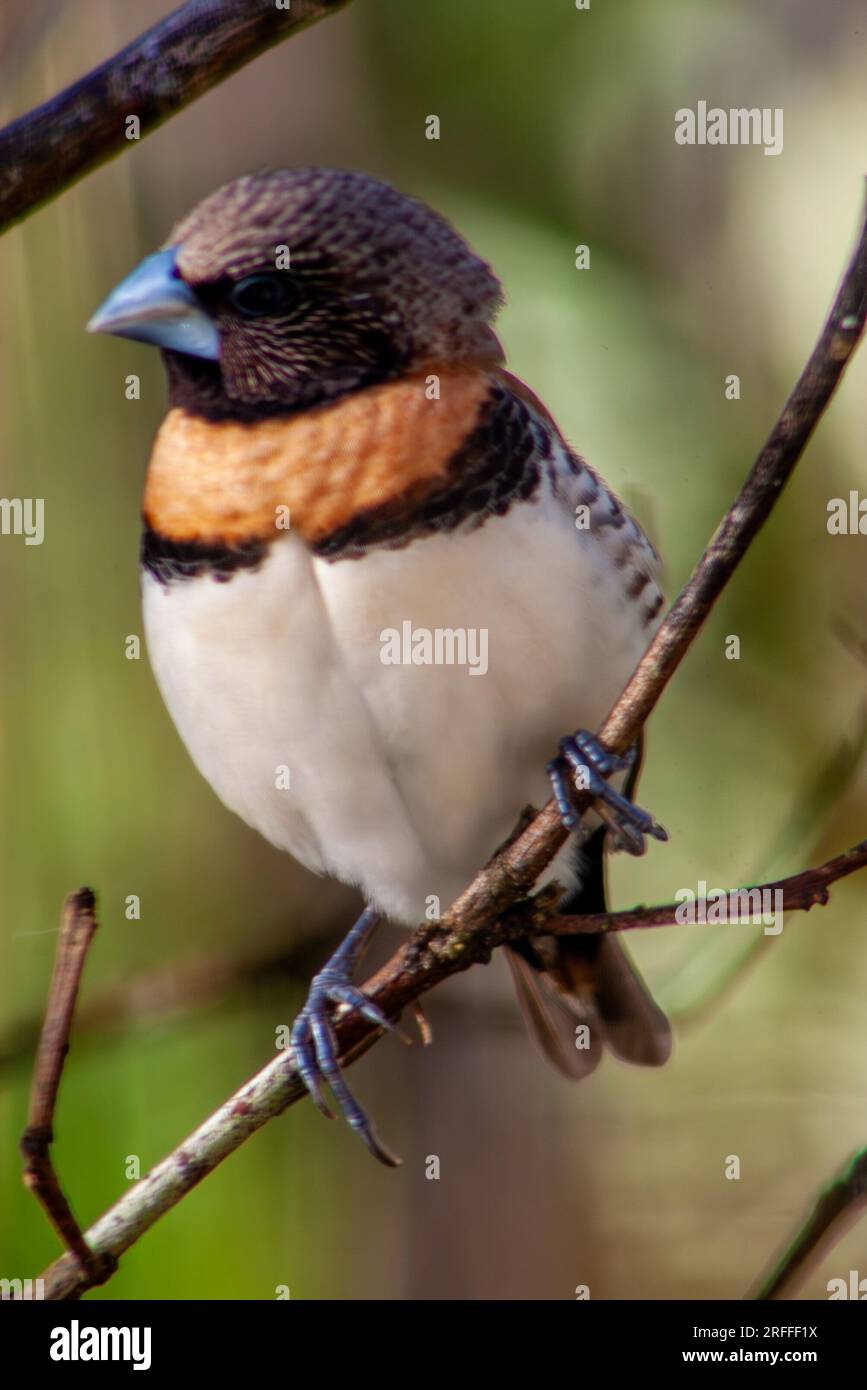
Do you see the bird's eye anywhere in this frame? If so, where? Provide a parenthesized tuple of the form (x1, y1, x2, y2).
(229, 273, 297, 318)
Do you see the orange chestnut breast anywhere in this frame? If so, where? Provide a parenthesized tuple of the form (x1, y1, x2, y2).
(143, 368, 492, 547)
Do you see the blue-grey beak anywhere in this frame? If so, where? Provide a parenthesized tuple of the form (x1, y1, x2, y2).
(86, 247, 220, 360)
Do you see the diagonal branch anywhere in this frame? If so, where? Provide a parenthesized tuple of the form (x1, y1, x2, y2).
(30, 190, 867, 1299)
(752, 1148, 867, 1300)
(0, 0, 350, 235)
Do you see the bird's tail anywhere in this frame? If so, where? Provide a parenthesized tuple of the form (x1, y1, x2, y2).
(506, 825, 671, 1079)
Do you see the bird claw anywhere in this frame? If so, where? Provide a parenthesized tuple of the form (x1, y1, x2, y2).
(546, 729, 667, 856)
(290, 911, 402, 1166)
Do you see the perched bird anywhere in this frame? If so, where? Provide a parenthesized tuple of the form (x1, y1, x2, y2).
(88, 168, 671, 1164)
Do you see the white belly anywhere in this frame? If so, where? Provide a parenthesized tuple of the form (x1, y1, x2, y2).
(142, 489, 650, 923)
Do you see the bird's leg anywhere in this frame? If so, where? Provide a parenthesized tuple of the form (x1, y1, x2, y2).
(547, 730, 668, 855)
(290, 906, 401, 1166)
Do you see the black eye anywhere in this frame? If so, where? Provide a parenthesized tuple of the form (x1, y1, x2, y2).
(229, 273, 297, 318)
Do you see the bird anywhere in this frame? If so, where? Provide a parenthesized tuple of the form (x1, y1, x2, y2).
(88, 167, 672, 1165)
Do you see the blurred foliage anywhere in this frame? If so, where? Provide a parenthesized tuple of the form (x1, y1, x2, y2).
(0, 0, 866, 1299)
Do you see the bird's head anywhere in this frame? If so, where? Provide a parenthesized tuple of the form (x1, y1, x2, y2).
(88, 168, 504, 418)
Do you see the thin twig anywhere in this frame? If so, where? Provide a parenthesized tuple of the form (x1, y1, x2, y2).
(546, 839, 867, 934)
(31, 192, 867, 1298)
(752, 1149, 867, 1300)
(668, 711, 867, 1030)
(0, 0, 349, 235)
(20, 889, 115, 1286)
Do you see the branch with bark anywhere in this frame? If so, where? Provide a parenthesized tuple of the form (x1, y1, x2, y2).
(24, 190, 867, 1299)
(548, 839, 867, 935)
(0, 0, 349, 234)
(19, 890, 114, 1284)
(753, 1148, 867, 1300)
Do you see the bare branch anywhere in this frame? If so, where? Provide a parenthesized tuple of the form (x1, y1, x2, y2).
(0, 0, 350, 235)
(546, 839, 867, 934)
(752, 1148, 867, 1300)
(31, 192, 867, 1299)
(20, 889, 115, 1286)
(669, 712, 867, 1031)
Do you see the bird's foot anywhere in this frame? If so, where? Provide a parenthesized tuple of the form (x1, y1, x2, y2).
(290, 907, 402, 1166)
(546, 729, 667, 855)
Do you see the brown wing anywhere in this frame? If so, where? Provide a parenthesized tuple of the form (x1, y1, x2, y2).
(576, 935, 672, 1066)
(506, 942, 604, 1080)
(507, 935, 670, 1078)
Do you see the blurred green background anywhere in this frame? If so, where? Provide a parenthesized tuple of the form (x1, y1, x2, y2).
(1, 0, 866, 1300)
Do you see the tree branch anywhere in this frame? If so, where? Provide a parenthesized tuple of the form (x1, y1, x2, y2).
(752, 1148, 867, 1300)
(20, 889, 115, 1287)
(546, 839, 867, 934)
(667, 712, 867, 1031)
(0, 0, 349, 235)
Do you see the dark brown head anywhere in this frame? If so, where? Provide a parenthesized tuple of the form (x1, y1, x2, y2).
(88, 168, 504, 419)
